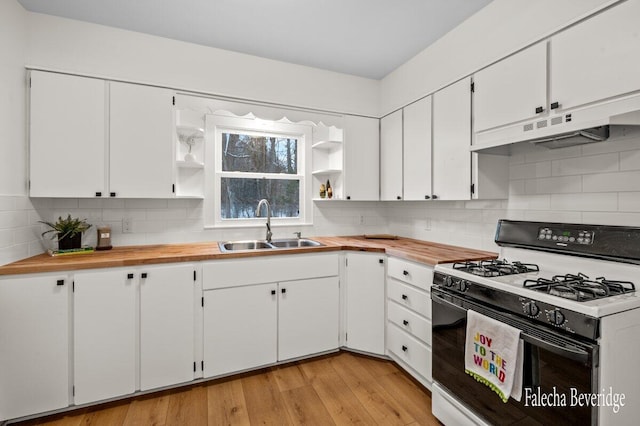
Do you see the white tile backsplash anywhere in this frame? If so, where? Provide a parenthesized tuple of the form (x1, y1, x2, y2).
(551, 153, 619, 176)
(0, 195, 45, 265)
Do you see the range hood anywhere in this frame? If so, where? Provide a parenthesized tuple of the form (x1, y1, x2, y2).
(472, 92, 640, 154)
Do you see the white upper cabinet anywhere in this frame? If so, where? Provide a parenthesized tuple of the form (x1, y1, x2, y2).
(432, 77, 472, 201)
(109, 82, 175, 198)
(403, 96, 433, 201)
(473, 42, 547, 133)
(343, 115, 379, 200)
(0, 273, 69, 421)
(29, 71, 106, 197)
(29, 71, 176, 198)
(550, 0, 640, 112)
(380, 110, 403, 200)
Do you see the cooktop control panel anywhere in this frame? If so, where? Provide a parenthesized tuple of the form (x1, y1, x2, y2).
(537, 227, 594, 245)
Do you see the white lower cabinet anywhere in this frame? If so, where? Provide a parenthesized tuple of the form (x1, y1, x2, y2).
(202, 253, 339, 378)
(73, 269, 137, 405)
(139, 264, 197, 391)
(278, 277, 339, 360)
(345, 252, 386, 355)
(203, 283, 278, 377)
(386, 257, 433, 388)
(0, 273, 70, 421)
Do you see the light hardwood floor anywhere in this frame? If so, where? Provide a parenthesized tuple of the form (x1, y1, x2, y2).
(16, 352, 441, 426)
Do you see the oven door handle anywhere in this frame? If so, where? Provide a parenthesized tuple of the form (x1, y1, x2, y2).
(431, 291, 593, 364)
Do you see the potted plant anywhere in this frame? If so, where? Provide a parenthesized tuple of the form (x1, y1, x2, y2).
(40, 214, 92, 250)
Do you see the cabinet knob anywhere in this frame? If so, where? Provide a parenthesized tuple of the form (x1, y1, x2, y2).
(432, 195, 439, 200)
(402, 345, 408, 352)
(403, 320, 409, 326)
(271, 290, 276, 295)
(403, 270, 409, 276)
(110, 192, 116, 197)
(95, 192, 102, 197)
(401, 294, 408, 300)
(281, 288, 287, 294)
(346, 196, 351, 200)
(397, 196, 402, 200)
(56, 279, 65, 286)
(425, 195, 430, 200)
(535, 106, 544, 114)
(127, 273, 134, 279)
(379, 259, 384, 264)
(550, 101, 560, 110)
(141, 273, 148, 279)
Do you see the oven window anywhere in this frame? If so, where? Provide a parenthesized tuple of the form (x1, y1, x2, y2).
(432, 300, 594, 425)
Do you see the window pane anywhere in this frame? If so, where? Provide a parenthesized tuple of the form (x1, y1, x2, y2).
(222, 133, 298, 174)
(221, 178, 300, 219)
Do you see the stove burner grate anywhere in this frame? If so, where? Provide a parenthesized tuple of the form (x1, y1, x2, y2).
(523, 273, 635, 301)
(453, 259, 539, 277)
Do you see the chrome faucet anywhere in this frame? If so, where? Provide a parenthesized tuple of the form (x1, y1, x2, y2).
(256, 199, 272, 242)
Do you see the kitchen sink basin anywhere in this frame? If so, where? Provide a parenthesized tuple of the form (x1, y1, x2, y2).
(269, 238, 323, 248)
(218, 238, 323, 252)
(219, 240, 273, 252)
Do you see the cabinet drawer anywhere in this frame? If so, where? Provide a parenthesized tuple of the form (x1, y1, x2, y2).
(387, 278, 431, 319)
(387, 257, 432, 292)
(388, 300, 431, 346)
(202, 253, 338, 290)
(387, 322, 432, 383)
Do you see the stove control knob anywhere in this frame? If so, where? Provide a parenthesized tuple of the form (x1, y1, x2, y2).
(547, 309, 565, 326)
(458, 280, 469, 292)
(523, 301, 539, 317)
(443, 276, 453, 287)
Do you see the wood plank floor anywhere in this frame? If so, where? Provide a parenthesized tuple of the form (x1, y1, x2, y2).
(15, 352, 441, 426)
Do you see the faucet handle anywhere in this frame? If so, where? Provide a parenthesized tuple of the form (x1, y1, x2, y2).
(293, 231, 302, 239)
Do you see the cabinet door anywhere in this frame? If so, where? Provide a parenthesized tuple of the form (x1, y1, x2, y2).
(279, 277, 339, 361)
(140, 264, 196, 391)
(109, 82, 174, 198)
(203, 284, 277, 377)
(74, 269, 136, 405)
(0, 274, 69, 421)
(345, 253, 385, 355)
(403, 96, 432, 200)
(343, 115, 379, 200)
(433, 77, 472, 201)
(29, 71, 106, 197)
(551, 0, 640, 111)
(473, 42, 547, 132)
(380, 110, 403, 200)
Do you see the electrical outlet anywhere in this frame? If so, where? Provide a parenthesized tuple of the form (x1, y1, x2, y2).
(360, 215, 364, 224)
(122, 218, 132, 233)
(425, 217, 431, 231)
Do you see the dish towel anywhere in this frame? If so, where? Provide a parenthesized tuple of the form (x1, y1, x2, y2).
(465, 309, 524, 403)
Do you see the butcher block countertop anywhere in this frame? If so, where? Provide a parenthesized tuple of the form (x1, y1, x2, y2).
(0, 236, 497, 276)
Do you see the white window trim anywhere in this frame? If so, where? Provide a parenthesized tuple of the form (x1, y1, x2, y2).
(204, 114, 313, 229)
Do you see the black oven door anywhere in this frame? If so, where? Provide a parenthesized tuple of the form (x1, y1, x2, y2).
(431, 288, 598, 426)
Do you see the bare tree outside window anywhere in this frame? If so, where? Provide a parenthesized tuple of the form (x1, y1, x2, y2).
(220, 132, 300, 219)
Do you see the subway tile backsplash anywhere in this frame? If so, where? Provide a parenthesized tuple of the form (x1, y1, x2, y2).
(1, 126, 639, 266)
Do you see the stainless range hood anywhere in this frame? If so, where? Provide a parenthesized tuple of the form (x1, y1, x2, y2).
(529, 125, 610, 149)
(472, 92, 640, 154)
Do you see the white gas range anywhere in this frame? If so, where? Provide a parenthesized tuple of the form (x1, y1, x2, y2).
(430, 220, 640, 426)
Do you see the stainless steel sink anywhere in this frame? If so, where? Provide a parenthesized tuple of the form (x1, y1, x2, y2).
(218, 238, 323, 252)
(270, 238, 323, 248)
(219, 240, 273, 252)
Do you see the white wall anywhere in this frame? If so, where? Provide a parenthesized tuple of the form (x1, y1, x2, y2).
(380, 0, 616, 115)
(0, 1, 44, 265)
(25, 12, 380, 117)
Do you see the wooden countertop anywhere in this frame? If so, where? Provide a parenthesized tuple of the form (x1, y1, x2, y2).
(0, 236, 497, 276)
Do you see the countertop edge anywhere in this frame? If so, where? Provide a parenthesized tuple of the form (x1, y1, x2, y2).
(0, 237, 497, 276)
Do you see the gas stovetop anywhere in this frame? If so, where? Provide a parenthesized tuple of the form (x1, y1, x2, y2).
(452, 259, 539, 277)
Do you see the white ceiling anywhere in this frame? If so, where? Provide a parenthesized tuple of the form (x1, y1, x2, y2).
(17, 0, 493, 80)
